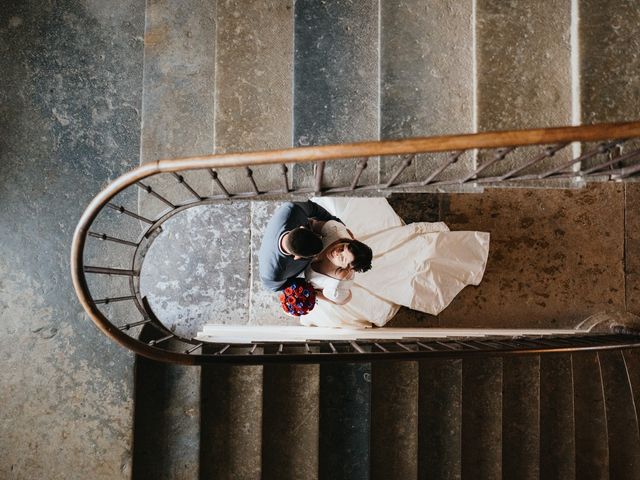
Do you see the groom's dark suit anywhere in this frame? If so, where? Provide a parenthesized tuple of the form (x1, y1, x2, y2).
(259, 200, 342, 292)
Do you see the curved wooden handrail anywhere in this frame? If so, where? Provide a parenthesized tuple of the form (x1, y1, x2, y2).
(71, 121, 640, 363)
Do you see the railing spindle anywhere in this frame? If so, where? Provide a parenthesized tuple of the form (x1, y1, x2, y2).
(209, 169, 230, 197)
(461, 147, 514, 183)
(95, 295, 136, 304)
(385, 155, 415, 188)
(107, 203, 154, 224)
(136, 182, 176, 208)
(314, 161, 325, 195)
(84, 266, 138, 276)
(172, 173, 202, 201)
(245, 167, 260, 195)
(119, 319, 151, 330)
(421, 151, 463, 186)
(349, 158, 368, 190)
(88, 231, 138, 247)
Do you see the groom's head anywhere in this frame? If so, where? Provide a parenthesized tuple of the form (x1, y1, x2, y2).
(284, 227, 323, 260)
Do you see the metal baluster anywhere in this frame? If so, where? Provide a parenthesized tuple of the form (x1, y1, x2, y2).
(171, 173, 202, 201)
(95, 295, 136, 305)
(245, 167, 260, 195)
(119, 319, 151, 330)
(277, 344, 284, 354)
(314, 162, 325, 195)
(396, 342, 413, 352)
(612, 160, 640, 180)
(88, 232, 138, 247)
(582, 147, 640, 175)
(136, 182, 176, 208)
(421, 151, 464, 186)
(374, 342, 388, 352)
(107, 203, 154, 224)
(461, 147, 515, 183)
(84, 266, 138, 276)
(216, 344, 231, 355)
(280, 164, 290, 193)
(149, 334, 174, 346)
(385, 155, 415, 188)
(476, 144, 569, 183)
(535, 141, 617, 179)
(349, 158, 369, 190)
(249, 344, 258, 355)
(185, 343, 203, 354)
(416, 341, 437, 351)
(209, 169, 230, 197)
(350, 341, 365, 353)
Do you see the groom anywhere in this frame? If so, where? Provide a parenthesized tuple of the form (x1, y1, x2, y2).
(259, 200, 343, 292)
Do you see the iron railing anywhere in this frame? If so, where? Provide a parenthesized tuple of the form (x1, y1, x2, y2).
(71, 121, 640, 364)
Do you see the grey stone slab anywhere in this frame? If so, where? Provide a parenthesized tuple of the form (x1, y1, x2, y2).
(250, 201, 299, 325)
(502, 355, 540, 480)
(0, 0, 144, 477)
(418, 359, 462, 480)
(540, 354, 576, 480)
(573, 352, 609, 480)
(476, 0, 573, 176)
(214, 0, 294, 193)
(132, 336, 200, 480)
(580, 0, 640, 125)
(626, 184, 640, 306)
(319, 363, 372, 480)
(139, 203, 252, 339)
(461, 357, 502, 480)
(200, 363, 263, 480)
(380, 0, 475, 185)
(262, 364, 320, 480)
(293, 0, 379, 191)
(371, 361, 419, 480)
(599, 350, 640, 479)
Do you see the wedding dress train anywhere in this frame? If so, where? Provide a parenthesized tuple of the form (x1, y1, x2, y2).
(300, 197, 490, 328)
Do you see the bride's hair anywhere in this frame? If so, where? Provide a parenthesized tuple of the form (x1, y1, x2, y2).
(344, 239, 373, 273)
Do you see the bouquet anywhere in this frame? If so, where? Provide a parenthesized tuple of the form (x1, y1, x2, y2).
(279, 279, 317, 316)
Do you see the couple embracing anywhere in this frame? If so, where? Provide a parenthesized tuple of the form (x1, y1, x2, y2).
(259, 198, 490, 328)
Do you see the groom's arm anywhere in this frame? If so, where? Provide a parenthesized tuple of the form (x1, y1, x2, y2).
(295, 200, 343, 225)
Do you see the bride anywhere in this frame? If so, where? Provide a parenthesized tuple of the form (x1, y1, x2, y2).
(300, 197, 490, 328)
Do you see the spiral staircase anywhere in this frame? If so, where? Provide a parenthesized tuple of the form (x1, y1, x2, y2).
(66, 0, 640, 479)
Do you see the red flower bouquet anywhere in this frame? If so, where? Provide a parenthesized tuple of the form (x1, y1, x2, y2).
(279, 279, 316, 316)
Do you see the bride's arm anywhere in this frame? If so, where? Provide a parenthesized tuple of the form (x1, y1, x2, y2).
(316, 289, 352, 305)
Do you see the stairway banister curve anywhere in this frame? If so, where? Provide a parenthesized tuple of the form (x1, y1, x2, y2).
(71, 121, 640, 364)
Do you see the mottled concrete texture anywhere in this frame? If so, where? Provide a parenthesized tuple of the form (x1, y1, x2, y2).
(580, 0, 640, 124)
(262, 364, 320, 479)
(419, 359, 462, 480)
(293, 0, 379, 190)
(0, 0, 144, 478)
(380, 0, 475, 184)
(371, 361, 418, 479)
(140, 203, 252, 338)
(573, 352, 609, 479)
(626, 183, 640, 316)
(477, 0, 572, 175)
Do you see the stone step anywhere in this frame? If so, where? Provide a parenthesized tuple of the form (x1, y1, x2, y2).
(293, 0, 379, 191)
(540, 354, 576, 479)
(380, 0, 476, 186)
(262, 364, 320, 479)
(476, 0, 574, 180)
(319, 363, 372, 480)
(461, 357, 502, 479)
(573, 352, 609, 480)
(200, 361, 263, 479)
(131, 332, 200, 479)
(599, 350, 640, 479)
(418, 358, 463, 479)
(370, 361, 419, 479)
(502, 355, 540, 480)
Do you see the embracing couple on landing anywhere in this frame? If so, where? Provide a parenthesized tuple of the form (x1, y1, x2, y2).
(259, 197, 491, 328)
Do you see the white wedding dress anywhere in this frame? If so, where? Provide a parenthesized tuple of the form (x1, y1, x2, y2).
(300, 197, 490, 328)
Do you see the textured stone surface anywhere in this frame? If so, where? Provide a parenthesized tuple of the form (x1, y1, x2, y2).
(380, 0, 475, 184)
(627, 183, 640, 316)
(370, 361, 418, 479)
(139, 203, 252, 338)
(418, 359, 462, 480)
(200, 363, 263, 480)
(214, 0, 294, 193)
(262, 364, 320, 479)
(580, 0, 640, 124)
(540, 354, 575, 479)
(461, 357, 502, 479)
(132, 337, 200, 480)
(0, 0, 144, 477)
(573, 352, 609, 479)
(319, 363, 371, 480)
(599, 350, 640, 479)
(476, 0, 572, 176)
(293, 0, 379, 190)
(502, 356, 540, 480)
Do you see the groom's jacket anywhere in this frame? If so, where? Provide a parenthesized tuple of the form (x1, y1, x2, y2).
(259, 200, 342, 292)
